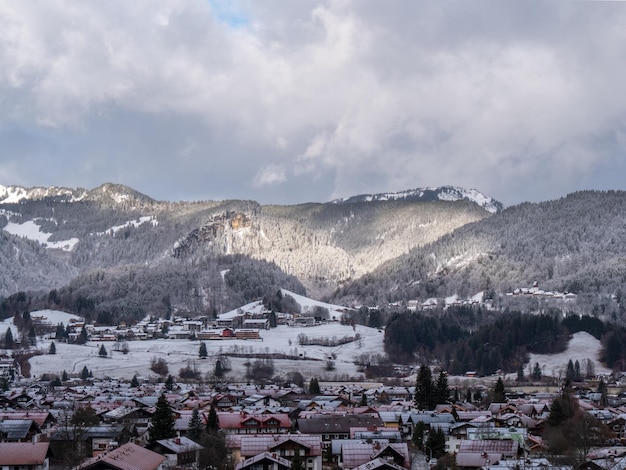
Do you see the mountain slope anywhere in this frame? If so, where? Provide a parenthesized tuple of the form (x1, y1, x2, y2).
(0, 183, 493, 320)
(332, 190, 626, 307)
(332, 186, 503, 213)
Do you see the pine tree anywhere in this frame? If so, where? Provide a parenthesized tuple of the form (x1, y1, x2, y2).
(414, 364, 434, 410)
(76, 326, 88, 345)
(434, 371, 450, 405)
(199, 342, 208, 359)
(493, 377, 506, 403)
(148, 393, 176, 444)
(532, 362, 542, 380)
(80, 366, 90, 381)
(62, 370, 68, 382)
(49, 341, 57, 355)
(360, 393, 368, 406)
(412, 421, 426, 447)
(426, 427, 447, 459)
(28, 325, 37, 346)
(130, 374, 139, 388)
(214, 359, 223, 377)
(308, 377, 321, 394)
(4, 328, 14, 349)
(165, 374, 175, 391)
(98, 344, 107, 357)
(290, 449, 305, 470)
(188, 408, 203, 442)
(206, 404, 219, 432)
(598, 378, 608, 407)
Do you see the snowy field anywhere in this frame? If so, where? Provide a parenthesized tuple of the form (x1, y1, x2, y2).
(0, 310, 612, 383)
(1, 310, 384, 381)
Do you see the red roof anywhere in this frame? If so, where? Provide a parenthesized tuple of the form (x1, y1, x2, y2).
(80, 442, 166, 470)
(0, 442, 50, 465)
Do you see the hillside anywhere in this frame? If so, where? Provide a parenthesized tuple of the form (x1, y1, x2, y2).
(332, 190, 626, 314)
(0, 183, 492, 322)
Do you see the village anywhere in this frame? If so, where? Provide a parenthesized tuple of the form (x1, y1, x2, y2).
(0, 302, 624, 470)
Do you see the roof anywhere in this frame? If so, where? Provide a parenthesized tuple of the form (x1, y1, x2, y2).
(240, 434, 322, 457)
(352, 457, 406, 470)
(459, 439, 519, 456)
(155, 436, 204, 453)
(0, 419, 38, 440)
(235, 451, 292, 470)
(297, 414, 384, 434)
(0, 442, 50, 465)
(79, 442, 166, 470)
(455, 451, 502, 468)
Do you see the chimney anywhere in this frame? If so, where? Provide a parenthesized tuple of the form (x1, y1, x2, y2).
(175, 437, 181, 445)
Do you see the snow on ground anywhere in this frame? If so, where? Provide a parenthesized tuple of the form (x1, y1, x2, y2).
(279, 289, 353, 320)
(526, 331, 611, 378)
(3, 220, 79, 251)
(17, 320, 384, 382)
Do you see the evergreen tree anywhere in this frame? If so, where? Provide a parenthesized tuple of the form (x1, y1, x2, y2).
(148, 393, 176, 444)
(566, 359, 576, 382)
(434, 371, 450, 405)
(532, 362, 542, 380)
(188, 408, 203, 442)
(269, 310, 277, 328)
(547, 388, 576, 427)
(98, 344, 107, 357)
(199, 342, 208, 359)
(309, 377, 321, 394)
(62, 370, 68, 382)
(493, 377, 506, 403)
(130, 374, 139, 388)
(426, 427, 447, 459)
(55, 322, 66, 340)
(517, 365, 524, 382)
(4, 328, 14, 349)
(214, 359, 224, 377)
(165, 374, 175, 391)
(206, 404, 219, 432)
(76, 326, 88, 345)
(290, 449, 305, 470)
(574, 360, 582, 382)
(49, 341, 56, 355)
(80, 366, 90, 380)
(412, 421, 426, 448)
(414, 364, 434, 410)
(598, 378, 608, 407)
(28, 325, 37, 346)
(360, 393, 368, 406)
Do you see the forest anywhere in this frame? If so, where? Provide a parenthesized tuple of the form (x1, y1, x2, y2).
(382, 307, 623, 376)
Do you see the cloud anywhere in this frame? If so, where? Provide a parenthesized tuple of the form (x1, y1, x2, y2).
(253, 164, 286, 188)
(0, 1, 626, 206)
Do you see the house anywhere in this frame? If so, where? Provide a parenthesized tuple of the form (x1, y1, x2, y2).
(218, 412, 292, 434)
(235, 329, 261, 340)
(236, 434, 323, 470)
(0, 419, 41, 442)
(0, 442, 51, 469)
(235, 451, 292, 470)
(338, 441, 410, 469)
(78, 442, 166, 470)
(297, 414, 384, 442)
(149, 436, 204, 469)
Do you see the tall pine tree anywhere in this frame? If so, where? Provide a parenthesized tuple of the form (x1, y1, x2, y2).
(414, 364, 434, 410)
(148, 393, 176, 444)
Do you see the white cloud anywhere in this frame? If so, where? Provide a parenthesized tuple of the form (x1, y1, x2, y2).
(253, 164, 286, 187)
(1, 0, 626, 206)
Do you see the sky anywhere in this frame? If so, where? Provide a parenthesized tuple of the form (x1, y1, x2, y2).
(1, 1, 626, 207)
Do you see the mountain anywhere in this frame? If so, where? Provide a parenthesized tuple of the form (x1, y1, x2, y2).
(331, 186, 503, 214)
(332, 190, 626, 315)
(0, 183, 493, 323)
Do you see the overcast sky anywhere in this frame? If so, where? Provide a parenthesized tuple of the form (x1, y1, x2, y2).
(1, 1, 626, 207)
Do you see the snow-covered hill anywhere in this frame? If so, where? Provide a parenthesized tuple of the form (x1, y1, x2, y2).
(332, 185, 503, 213)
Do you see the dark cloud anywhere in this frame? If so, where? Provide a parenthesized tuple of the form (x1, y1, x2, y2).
(1, 0, 626, 206)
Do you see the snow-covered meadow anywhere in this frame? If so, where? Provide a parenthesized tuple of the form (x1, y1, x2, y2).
(1, 310, 384, 382)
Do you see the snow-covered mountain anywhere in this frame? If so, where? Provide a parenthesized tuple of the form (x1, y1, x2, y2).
(332, 186, 503, 213)
(0, 182, 155, 206)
